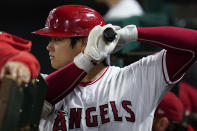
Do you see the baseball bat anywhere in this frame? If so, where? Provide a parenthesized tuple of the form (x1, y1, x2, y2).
(103, 27, 117, 42)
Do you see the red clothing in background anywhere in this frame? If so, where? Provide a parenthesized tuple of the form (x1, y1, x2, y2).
(0, 32, 40, 79)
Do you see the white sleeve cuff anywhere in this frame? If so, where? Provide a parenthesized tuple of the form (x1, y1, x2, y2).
(162, 50, 184, 85)
(74, 53, 94, 72)
(127, 25, 138, 41)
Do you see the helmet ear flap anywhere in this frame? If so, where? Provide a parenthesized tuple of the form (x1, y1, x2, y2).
(32, 5, 106, 37)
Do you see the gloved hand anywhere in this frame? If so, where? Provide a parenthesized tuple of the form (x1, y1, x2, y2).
(74, 24, 120, 72)
(84, 24, 120, 62)
(113, 25, 138, 53)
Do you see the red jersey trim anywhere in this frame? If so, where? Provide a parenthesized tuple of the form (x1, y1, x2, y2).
(80, 66, 109, 87)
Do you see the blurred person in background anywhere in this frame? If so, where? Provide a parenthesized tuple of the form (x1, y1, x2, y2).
(0, 31, 40, 85)
(153, 91, 194, 131)
(95, 0, 144, 19)
(179, 82, 197, 131)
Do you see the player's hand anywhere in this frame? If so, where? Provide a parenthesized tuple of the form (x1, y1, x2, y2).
(113, 25, 138, 53)
(1, 61, 31, 86)
(84, 24, 120, 63)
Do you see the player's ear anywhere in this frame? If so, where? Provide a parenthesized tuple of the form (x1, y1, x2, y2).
(158, 117, 169, 131)
(81, 37, 88, 52)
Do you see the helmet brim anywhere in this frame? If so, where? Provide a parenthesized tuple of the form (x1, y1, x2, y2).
(32, 28, 88, 37)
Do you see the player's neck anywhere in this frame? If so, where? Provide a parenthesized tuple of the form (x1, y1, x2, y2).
(82, 63, 107, 83)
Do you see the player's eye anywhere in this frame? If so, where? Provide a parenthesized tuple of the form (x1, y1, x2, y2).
(50, 37, 65, 42)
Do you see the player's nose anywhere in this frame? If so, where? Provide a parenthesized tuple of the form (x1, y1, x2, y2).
(46, 42, 54, 51)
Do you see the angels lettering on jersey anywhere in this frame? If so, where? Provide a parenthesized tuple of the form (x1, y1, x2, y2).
(53, 100, 135, 130)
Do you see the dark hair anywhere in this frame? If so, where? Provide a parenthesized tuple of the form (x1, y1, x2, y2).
(70, 37, 84, 48)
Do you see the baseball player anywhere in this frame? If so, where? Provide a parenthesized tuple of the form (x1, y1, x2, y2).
(0, 31, 40, 85)
(34, 5, 119, 118)
(32, 5, 197, 131)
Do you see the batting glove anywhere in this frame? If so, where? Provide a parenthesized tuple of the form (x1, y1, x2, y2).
(113, 25, 138, 53)
(74, 24, 120, 72)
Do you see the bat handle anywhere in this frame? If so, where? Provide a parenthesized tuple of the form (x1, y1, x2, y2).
(103, 27, 117, 42)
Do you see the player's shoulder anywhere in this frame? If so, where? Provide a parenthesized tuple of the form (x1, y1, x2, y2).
(116, 50, 165, 71)
(107, 66, 121, 74)
(108, 65, 136, 76)
(135, 50, 165, 66)
(106, 66, 123, 79)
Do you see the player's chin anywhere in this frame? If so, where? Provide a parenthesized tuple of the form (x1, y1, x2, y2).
(50, 61, 59, 69)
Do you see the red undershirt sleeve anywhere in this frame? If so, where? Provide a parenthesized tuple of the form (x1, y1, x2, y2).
(137, 26, 197, 82)
(45, 62, 87, 105)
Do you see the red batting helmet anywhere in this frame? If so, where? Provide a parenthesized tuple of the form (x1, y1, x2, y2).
(32, 5, 106, 37)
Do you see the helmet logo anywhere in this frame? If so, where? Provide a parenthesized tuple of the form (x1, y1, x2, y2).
(46, 9, 56, 28)
(54, 19, 59, 29)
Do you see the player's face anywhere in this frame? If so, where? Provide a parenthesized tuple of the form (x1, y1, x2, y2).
(46, 37, 82, 69)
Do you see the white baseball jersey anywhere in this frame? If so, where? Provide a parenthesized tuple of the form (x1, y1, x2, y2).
(39, 50, 180, 131)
